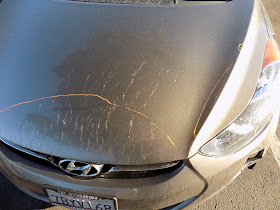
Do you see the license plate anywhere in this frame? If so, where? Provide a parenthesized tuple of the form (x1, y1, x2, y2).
(44, 187, 118, 210)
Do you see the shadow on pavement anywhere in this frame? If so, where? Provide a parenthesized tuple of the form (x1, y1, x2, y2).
(0, 172, 51, 209)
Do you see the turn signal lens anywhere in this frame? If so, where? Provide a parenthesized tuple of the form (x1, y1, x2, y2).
(262, 37, 280, 68)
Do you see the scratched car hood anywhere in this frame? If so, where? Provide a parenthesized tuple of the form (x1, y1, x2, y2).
(0, 0, 254, 164)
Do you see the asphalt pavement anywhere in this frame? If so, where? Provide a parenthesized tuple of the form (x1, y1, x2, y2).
(0, 0, 280, 209)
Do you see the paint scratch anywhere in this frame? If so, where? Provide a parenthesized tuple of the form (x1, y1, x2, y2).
(193, 64, 233, 137)
(0, 93, 175, 145)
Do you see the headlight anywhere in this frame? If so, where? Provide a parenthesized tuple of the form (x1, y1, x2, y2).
(199, 38, 280, 157)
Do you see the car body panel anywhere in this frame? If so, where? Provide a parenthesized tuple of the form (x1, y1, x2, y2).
(0, 141, 207, 210)
(259, 0, 275, 37)
(0, 105, 277, 209)
(187, 107, 279, 209)
(0, 0, 278, 209)
(0, 0, 254, 165)
(189, 0, 269, 157)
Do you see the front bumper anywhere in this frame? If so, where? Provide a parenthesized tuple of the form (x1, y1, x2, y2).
(186, 107, 279, 209)
(0, 108, 278, 210)
(0, 140, 206, 210)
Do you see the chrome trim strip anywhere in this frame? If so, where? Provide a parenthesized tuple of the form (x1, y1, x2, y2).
(109, 161, 180, 172)
(0, 137, 49, 161)
(0, 137, 181, 175)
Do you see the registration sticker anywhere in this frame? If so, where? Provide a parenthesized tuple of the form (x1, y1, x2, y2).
(44, 187, 118, 210)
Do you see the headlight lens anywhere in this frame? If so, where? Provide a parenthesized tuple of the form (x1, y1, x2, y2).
(199, 38, 280, 157)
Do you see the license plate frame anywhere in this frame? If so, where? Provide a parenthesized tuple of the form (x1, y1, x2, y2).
(43, 185, 118, 210)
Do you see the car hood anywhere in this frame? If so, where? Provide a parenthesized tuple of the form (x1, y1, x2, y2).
(0, 0, 254, 164)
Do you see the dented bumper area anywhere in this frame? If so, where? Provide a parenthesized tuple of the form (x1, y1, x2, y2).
(0, 108, 277, 210)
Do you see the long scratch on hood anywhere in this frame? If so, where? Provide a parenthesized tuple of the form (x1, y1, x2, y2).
(0, 93, 175, 145)
(193, 64, 233, 137)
